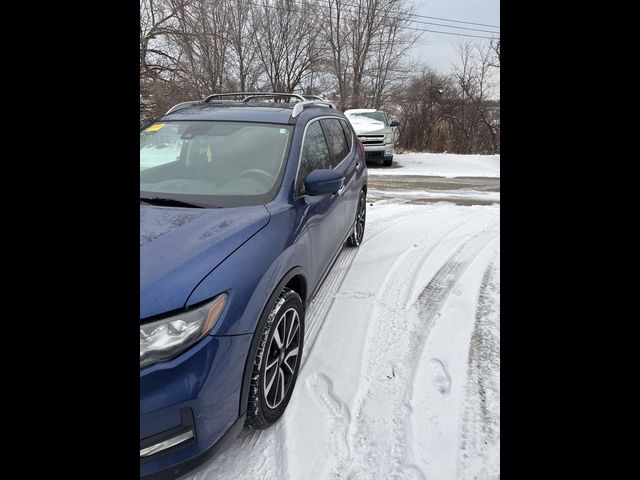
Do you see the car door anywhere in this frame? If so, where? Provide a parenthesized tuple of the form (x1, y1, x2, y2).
(339, 118, 364, 232)
(320, 118, 359, 238)
(295, 119, 343, 287)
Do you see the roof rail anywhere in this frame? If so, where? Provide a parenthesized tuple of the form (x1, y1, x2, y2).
(242, 92, 307, 103)
(203, 92, 307, 103)
(204, 92, 335, 117)
(203, 92, 259, 102)
(165, 100, 203, 115)
(165, 92, 336, 118)
(291, 100, 335, 118)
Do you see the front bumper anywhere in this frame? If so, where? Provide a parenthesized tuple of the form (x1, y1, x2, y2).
(363, 143, 394, 160)
(140, 333, 253, 479)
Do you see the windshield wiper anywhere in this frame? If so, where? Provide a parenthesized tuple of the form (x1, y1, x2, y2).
(140, 197, 205, 208)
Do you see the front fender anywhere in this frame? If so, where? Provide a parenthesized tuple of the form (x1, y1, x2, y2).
(185, 206, 310, 336)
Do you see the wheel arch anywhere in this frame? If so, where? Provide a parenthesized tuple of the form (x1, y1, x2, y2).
(238, 266, 307, 417)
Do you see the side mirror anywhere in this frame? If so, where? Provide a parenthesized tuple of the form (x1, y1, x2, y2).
(389, 120, 400, 128)
(304, 169, 345, 196)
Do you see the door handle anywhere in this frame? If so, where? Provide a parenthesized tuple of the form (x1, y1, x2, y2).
(338, 183, 347, 195)
(355, 161, 362, 171)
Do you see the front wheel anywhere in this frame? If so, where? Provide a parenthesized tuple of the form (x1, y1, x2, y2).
(246, 288, 304, 429)
(347, 189, 367, 247)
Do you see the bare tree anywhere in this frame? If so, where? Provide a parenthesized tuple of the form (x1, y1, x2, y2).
(170, 0, 231, 96)
(140, 0, 188, 121)
(316, 0, 419, 108)
(367, 0, 419, 108)
(140, 0, 184, 80)
(348, 0, 380, 107)
(452, 40, 500, 152)
(488, 38, 500, 68)
(226, 0, 260, 91)
(394, 68, 454, 151)
(392, 40, 500, 155)
(320, 0, 351, 108)
(251, 0, 321, 93)
(139, 0, 500, 156)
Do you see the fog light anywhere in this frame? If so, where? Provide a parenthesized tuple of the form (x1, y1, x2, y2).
(140, 429, 194, 457)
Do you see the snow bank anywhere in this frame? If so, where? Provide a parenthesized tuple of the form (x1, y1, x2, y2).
(370, 152, 500, 178)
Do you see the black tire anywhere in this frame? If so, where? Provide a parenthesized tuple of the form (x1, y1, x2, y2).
(347, 189, 367, 247)
(246, 288, 304, 429)
(382, 156, 393, 167)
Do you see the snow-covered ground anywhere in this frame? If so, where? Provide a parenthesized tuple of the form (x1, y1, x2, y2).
(369, 152, 500, 178)
(368, 187, 500, 204)
(182, 155, 500, 480)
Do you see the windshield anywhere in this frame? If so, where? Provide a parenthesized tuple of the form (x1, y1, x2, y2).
(140, 121, 293, 207)
(348, 112, 388, 125)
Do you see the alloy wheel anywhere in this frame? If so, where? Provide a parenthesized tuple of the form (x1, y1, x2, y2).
(263, 308, 301, 409)
(353, 193, 366, 245)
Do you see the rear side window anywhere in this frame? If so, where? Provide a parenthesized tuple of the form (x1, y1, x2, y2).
(297, 121, 332, 193)
(339, 119, 353, 151)
(321, 119, 349, 166)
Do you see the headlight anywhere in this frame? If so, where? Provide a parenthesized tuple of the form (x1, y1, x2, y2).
(140, 293, 227, 369)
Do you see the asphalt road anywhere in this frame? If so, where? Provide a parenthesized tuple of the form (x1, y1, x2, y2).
(367, 168, 500, 206)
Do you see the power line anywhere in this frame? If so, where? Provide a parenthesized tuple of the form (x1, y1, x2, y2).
(248, 1, 500, 39)
(404, 12, 499, 29)
(318, 0, 500, 34)
(401, 21, 498, 35)
(306, 0, 500, 30)
(404, 26, 497, 40)
(248, 0, 499, 32)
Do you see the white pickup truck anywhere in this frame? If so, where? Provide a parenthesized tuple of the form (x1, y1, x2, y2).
(344, 109, 399, 166)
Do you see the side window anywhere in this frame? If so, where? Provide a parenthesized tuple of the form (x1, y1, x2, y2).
(339, 119, 353, 151)
(297, 121, 331, 193)
(321, 119, 349, 167)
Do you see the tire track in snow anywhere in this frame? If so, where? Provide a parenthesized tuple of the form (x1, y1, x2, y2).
(457, 257, 500, 480)
(403, 235, 499, 479)
(303, 204, 435, 362)
(403, 232, 500, 478)
(361, 204, 426, 246)
(318, 211, 499, 480)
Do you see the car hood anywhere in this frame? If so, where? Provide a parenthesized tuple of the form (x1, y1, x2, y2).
(347, 118, 388, 135)
(140, 204, 270, 320)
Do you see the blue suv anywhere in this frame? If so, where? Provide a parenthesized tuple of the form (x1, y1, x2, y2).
(140, 93, 367, 478)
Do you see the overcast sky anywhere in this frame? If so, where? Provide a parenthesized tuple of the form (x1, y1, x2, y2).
(408, 0, 500, 73)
